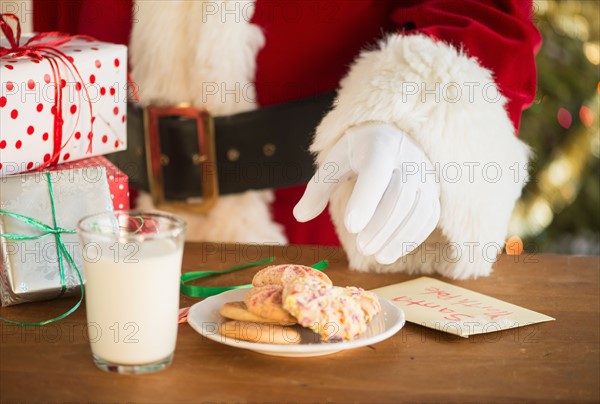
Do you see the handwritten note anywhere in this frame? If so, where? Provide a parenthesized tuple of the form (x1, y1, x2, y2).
(372, 277, 554, 337)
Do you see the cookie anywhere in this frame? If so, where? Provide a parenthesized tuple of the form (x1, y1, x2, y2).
(345, 287, 382, 322)
(252, 264, 332, 287)
(282, 277, 368, 341)
(219, 301, 295, 325)
(244, 285, 297, 324)
(219, 321, 301, 344)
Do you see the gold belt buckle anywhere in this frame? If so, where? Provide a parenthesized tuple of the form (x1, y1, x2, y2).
(144, 104, 219, 214)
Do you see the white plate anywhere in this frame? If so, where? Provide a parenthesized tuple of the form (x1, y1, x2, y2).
(187, 288, 406, 357)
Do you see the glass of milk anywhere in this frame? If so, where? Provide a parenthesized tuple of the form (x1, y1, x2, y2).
(77, 211, 186, 374)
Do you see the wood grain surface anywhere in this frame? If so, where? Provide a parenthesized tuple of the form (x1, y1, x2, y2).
(1, 243, 598, 403)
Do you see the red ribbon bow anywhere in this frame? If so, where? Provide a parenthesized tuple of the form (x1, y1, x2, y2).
(1, 13, 95, 171)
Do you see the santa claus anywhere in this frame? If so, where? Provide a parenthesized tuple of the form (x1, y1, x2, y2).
(34, 0, 541, 279)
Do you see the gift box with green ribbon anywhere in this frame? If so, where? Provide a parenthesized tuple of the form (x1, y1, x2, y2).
(0, 166, 114, 306)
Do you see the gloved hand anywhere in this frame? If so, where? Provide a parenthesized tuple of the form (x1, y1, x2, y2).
(294, 122, 440, 264)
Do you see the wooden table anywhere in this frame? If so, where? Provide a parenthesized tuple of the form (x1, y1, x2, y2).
(1, 243, 598, 403)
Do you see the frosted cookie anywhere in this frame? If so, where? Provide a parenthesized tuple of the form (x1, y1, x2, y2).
(219, 301, 296, 325)
(252, 264, 332, 287)
(219, 321, 301, 344)
(345, 287, 382, 322)
(244, 285, 297, 324)
(282, 277, 368, 341)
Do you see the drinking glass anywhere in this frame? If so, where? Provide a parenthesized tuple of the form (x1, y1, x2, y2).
(77, 211, 185, 374)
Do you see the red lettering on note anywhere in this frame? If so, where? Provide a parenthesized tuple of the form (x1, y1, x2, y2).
(419, 286, 461, 301)
(451, 298, 513, 319)
(487, 311, 514, 320)
(393, 296, 473, 320)
(392, 296, 441, 309)
(443, 313, 474, 321)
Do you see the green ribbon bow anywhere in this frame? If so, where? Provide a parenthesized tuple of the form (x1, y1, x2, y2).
(0, 171, 84, 326)
(180, 258, 329, 298)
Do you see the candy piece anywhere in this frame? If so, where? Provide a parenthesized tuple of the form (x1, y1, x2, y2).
(505, 235, 524, 255)
(178, 307, 190, 324)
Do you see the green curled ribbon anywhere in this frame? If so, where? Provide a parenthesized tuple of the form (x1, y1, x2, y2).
(0, 171, 84, 326)
(180, 258, 329, 298)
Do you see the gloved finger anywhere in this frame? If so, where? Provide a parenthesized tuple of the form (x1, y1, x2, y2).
(293, 137, 352, 223)
(374, 197, 438, 265)
(410, 199, 440, 248)
(410, 184, 441, 245)
(356, 170, 419, 256)
(343, 143, 396, 233)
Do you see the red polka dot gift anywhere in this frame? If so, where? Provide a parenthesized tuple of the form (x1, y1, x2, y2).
(45, 155, 130, 212)
(0, 14, 127, 176)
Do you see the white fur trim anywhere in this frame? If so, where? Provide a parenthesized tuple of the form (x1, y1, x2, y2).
(130, 1, 285, 244)
(313, 34, 531, 279)
(136, 191, 287, 244)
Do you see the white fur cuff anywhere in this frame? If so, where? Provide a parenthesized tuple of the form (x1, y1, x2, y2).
(312, 33, 531, 279)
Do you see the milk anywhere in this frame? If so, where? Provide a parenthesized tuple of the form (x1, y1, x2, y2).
(82, 239, 183, 365)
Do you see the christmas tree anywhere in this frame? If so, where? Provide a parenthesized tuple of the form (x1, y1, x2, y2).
(512, 0, 600, 254)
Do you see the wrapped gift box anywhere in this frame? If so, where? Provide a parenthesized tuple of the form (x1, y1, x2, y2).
(48, 156, 130, 211)
(0, 162, 119, 306)
(0, 35, 127, 176)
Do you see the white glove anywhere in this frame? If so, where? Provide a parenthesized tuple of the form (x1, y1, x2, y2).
(294, 122, 440, 264)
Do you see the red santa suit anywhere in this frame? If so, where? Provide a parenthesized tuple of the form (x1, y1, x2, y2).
(34, 0, 541, 278)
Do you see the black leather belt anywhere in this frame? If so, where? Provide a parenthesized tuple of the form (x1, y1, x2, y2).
(106, 91, 336, 213)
